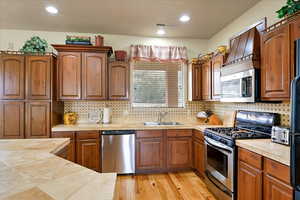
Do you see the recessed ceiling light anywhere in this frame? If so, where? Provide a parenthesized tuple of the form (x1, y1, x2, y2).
(180, 15, 190, 22)
(157, 29, 166, 35)
(46, 6, 58, 14)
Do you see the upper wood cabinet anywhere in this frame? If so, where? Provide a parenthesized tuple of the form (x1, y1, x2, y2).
(26, 56, 51, 100)
(188, 63, 202, 101)
(261, 24, 292, 101)
(109, 61, 129, 100)
(25, 102, 50, 138)
(82, 53, 107, 100)
(202, 60, 212, 101)
(53, 44, 113, 101)
(0, 55, 25, 100)
(58, 52, 82, 100)
(211, 54, 226, 100)
(0, 101, 25, 139)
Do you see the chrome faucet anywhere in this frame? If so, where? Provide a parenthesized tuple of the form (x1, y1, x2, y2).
(157, 112, 168, 123)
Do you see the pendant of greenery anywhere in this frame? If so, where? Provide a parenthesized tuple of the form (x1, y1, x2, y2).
(20, 36, 48, 54)
(277, 0, 300, 19)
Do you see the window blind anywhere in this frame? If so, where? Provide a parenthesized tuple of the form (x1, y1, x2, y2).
(132, 61, 185, 108)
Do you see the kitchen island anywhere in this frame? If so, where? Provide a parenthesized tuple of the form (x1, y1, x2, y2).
(0, 139, 116, 200)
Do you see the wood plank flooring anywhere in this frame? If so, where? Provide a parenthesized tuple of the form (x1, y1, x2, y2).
(114, 171, 216, 200)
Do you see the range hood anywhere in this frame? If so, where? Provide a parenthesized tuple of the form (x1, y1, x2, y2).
(222, 19, 266, 75)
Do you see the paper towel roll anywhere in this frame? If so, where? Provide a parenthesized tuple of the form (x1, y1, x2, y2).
(103, 107, 111, 124)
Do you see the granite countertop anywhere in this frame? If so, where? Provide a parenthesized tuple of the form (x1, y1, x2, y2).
(236, 139, 290, 166)
(0, 139, 116, 200)
(52, 122, 229, 132)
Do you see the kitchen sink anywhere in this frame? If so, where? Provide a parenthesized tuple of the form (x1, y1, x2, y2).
(144, 122, 183, 126)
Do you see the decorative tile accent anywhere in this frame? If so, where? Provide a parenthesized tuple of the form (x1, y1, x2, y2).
(64, 101, 206, 123)
(206, 102, 291, 126)
(64, 101, 291, 126)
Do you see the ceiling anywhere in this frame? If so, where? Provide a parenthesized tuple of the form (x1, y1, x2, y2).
(0, 0, 260, 39)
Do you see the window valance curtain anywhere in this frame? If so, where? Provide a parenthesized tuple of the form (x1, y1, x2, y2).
(130, 45, 188, 62)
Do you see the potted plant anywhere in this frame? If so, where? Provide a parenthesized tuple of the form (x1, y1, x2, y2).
(277, 0, 300, 19)
(20, 36, 48, 54)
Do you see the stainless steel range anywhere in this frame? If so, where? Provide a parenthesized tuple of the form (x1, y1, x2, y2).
(203, 110, 280, 200)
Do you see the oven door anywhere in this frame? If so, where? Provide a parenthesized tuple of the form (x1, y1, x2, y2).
(220, 69, 255, 102)
(204, 137, 234, 191)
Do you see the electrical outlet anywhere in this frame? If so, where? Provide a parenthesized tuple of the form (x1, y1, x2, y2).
(8, 42, 14, 50)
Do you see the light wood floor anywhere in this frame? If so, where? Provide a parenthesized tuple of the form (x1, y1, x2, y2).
(114, 171, 216, 200)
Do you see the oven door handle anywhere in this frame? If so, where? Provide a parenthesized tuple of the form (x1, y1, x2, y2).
(204, 137, 233, 153)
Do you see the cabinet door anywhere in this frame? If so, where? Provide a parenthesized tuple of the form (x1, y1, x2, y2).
(136, 138, 164, 171)
(190, 64, 202, 100)
(211, 55, 224, 100)
(76, 139, 100, 172)
(0, 101, 24, 139)
(26, 56, 51, 100)
(193, 139, 205, 177)
(82, 53, 107, 100)
(263, 174, 293, 200)
(109, 62, 129, 100)
(58, 52, 81, 100)
(201, 60, 212, 101)
(25, 102, 50, 138)
(0, 55, 25, 100)
(167, 137, 192, 169)
(52, 131, 76, 162)
(261, 25, 291, 100)
(238, 160, 262, 200)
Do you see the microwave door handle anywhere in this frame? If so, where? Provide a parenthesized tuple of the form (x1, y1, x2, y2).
(240, 79, 244, 97)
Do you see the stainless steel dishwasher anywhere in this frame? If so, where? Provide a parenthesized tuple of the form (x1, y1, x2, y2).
(101, 130, 135, 174)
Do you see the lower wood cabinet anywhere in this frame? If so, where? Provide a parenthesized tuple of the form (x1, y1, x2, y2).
(76, 131, 100, 172)
(238, 160, 263, 200)
(237, 148, 293, 200)
(0, 101, 25, 139)
(136, 130, 164, 172)
(167, 137, 192, 169)
(192, 130, 205, 177)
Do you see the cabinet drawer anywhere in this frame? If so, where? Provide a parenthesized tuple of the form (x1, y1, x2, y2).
(136, 130, 163, 138)
(264, 158, 290, 184)
(52, 131, 75, 140)
(193, 130, 204, 142)
(238, 148, 262, 170)
(167, 129, 192, 137)
(76, 131, 99, 140)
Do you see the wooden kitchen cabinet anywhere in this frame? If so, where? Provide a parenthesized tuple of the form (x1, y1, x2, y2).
(52, 131, 76, 162)
(264, 174, 293, 200)
(25, 102, 50, 138)
(0, 101, 25, 139)
(188, 63, 202, 101)
(109, 61, 129, 100)
(201, 60, 212, 101)
(58, 52, 82, 100)
(167, 130, 192, 169)
(26, 56, 51, 100)
(136, 130, 164, 172)
(76, 131, 100, 172)
(193, 130, 205, 177)
(82, 53, 107, 100)
(211, 54, 226, 100)
(0, 55, 25, 100)
(261, 24, 292, 101)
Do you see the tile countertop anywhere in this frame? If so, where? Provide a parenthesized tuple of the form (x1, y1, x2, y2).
(51, 122, 230, 132)
(236, 139, 290, 166)
(0, 138, 116, 200)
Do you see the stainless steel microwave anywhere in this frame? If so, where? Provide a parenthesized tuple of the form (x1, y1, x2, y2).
(220, 69, 257, 103)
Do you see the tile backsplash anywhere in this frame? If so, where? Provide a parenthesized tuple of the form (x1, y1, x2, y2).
(64, 100, 291, 126)
(64, 101, 206, 123)
(206, 102, 291, 126)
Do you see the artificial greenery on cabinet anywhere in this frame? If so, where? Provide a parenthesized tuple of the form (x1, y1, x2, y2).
(277, 0, 300, 19)
(20, 36, 49, 54)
